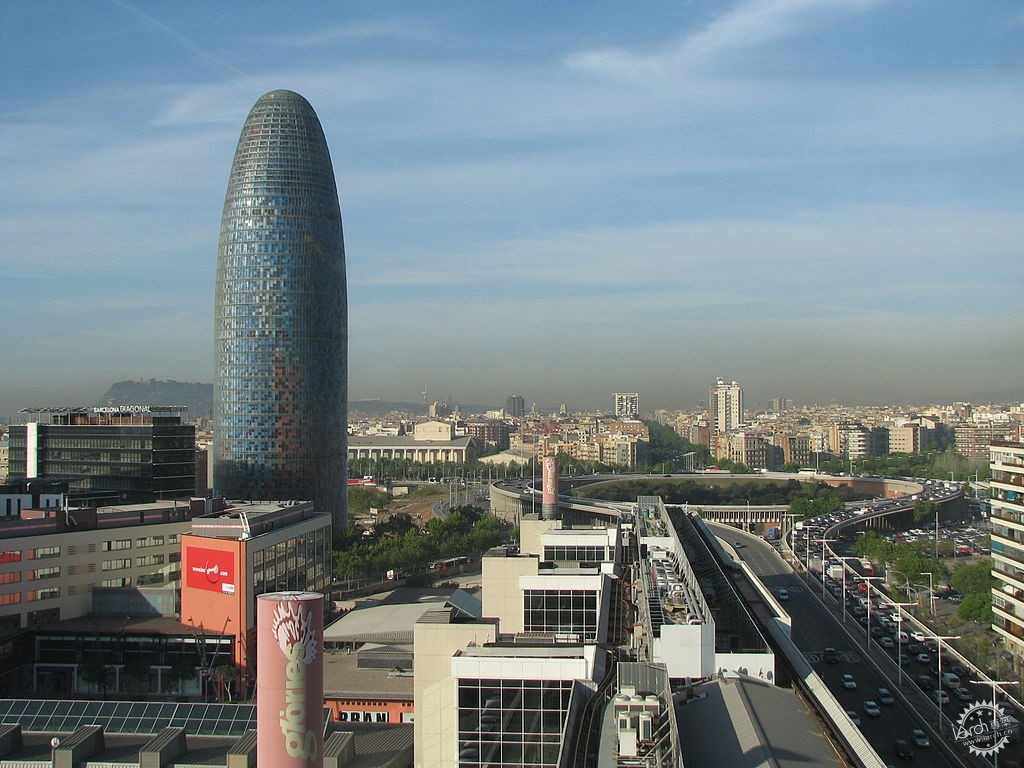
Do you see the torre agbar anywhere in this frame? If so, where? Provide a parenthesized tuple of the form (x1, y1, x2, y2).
(214, 90, 348, 528)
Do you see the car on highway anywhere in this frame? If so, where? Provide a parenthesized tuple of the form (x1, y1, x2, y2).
(895, 738, 914, 760)
(934, 690, 950, 705)
(864, 700, 881, 717)
(916, 653, 931, 664)
(777, 588, 789, 601)
(878, 688, 895, 705)
(842, 674, 857, 690)
(912, 729, 929, 747)
(824, 647, 840, 664)
(878, 636, 895, 649)
(952, 687, 973, 701)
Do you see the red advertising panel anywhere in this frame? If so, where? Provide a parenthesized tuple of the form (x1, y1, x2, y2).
(257, 592, 324, 768)
(185, 546, 236, 595)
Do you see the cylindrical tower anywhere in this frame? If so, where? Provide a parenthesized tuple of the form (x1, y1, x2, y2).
(257, 591, 324, 768)
(214, 90, 347, 528)
(542, 455, 559, 519)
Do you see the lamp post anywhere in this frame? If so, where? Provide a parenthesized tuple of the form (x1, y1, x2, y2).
(933, 633, 962, 733)
(920, 571, 935, 615)
(888, 602, 914, 686)
(861, 575, 885, 651)
(782, 513, 800, 562)
(815, 538, 837, 599)
(970, 679, 1016, 768)
(838, 556, 860, 623)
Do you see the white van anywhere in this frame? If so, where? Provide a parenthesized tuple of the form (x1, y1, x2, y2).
(896, 631, 910, 643)
(942, 672, 960, 688)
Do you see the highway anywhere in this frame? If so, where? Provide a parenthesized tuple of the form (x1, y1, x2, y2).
(715, 523, 972, 768)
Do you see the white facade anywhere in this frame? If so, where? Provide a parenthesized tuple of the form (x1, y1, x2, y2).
(711, 378, 744, 433)
(613, 393, 639, 418)
(990, 441, 1024, 661)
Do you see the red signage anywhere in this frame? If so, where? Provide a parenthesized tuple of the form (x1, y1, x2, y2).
(185, 546, 236, 594)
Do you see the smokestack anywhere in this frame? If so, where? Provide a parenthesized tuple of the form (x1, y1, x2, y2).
(257, 592, 325, 767)
(541, 456, 559, 520)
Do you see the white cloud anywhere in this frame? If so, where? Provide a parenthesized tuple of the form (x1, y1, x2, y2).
(567, 0, 883, 79)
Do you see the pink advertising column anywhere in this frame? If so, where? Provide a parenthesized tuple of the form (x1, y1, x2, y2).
(257, 592, 324, 768)
(541, 455, 559, 520)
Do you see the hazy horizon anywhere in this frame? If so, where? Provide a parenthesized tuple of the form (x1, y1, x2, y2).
(3, 2, 1022, 418)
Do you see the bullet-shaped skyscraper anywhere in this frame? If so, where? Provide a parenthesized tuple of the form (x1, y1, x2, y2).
(214, 90, 347, 528)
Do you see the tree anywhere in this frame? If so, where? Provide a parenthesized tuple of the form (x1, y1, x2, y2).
(214, 664, 239, 703)
(913, 500, 940, 523)
(951, 561, 994, 596)
(77, 657, 111, 698)
(958, 592, 993, 624)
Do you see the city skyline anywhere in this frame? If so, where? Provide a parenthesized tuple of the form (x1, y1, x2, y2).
(3, 1, 1023, 416)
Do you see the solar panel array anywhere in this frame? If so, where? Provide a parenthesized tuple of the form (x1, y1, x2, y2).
(0, 699, 256, 736)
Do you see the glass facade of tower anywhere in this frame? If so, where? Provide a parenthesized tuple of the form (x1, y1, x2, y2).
(214, 90, 347, 526)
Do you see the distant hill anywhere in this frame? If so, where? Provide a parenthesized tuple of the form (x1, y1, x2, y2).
(98, 380, 215, 420)
(96, 380, 492, 420)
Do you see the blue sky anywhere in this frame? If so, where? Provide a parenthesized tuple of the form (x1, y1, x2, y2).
(2, 0, 1023, 417)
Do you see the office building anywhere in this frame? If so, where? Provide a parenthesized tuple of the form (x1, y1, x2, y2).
(990, 441, 1024, 663)
(505, 395, 525, 420)
(7, 407, 195, 505)
(179, 499, 332, 683)
(613, 392, 639, 418)
(214, 90, 348, 528)
(710, 378, 743, 434)
(0, 498, 201, 634)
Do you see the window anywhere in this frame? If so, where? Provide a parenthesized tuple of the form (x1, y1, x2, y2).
(29, 587, 60, 601)
(523, 590, 599, 641)
(102, 539, 131, 552)
(136, 535, 165, 548)
(135, 554, 165, 567)
(30, 567, 60, 581)
(102, 558, 131, 572)
(0, 593, 21, 605)
(102, 577, 132, 588)
(28, 546, 60, 560)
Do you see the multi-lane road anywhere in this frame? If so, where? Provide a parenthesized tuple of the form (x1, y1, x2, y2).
(716, 523, 973, 768)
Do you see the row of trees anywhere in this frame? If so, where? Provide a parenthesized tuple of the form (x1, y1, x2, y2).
(851, 530, 993, 623)
(333, 504, 511, 582)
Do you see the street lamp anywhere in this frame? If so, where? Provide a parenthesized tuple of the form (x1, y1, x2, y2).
(933, 633, 962, 733)
(888, 603, 914, 686)
(861, 575, 885, 651)
(970, 679, 1016, 768)
(815, 538, 837, 599)
(919, 571, 936, 615)
(781, 513, 801, 561)
(837, 556, 860, 623)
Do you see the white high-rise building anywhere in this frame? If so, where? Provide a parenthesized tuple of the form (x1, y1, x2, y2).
(990, 441, 1024, 664)
(613, 392, 639, 418)
(710, 378, 744, 434)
